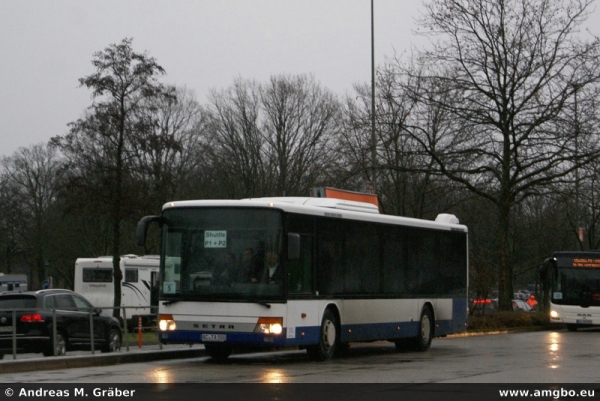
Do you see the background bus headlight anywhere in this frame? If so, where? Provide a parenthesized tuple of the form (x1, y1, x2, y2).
(158, 314, 177, 331)
(254, 317, 283, 335)
(550, 310, 560, 320)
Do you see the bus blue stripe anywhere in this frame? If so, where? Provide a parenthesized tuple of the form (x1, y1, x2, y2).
(158, 315, 466, 349)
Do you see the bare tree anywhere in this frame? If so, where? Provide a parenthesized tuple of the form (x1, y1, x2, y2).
(260, 74, 341, 196)
(0, 166, 26, 275)
(548, 83, 600, 250)
(131, 86, 208, 212)
(205, 78, 267, 198)
(206, 75, 341, 198)
(553, 161, 600, 251)
(1, 144, 62, 286)
(345, 65, 462, 218)
(394, 0, 600, 309)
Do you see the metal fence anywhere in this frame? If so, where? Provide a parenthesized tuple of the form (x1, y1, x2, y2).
(0, 305, 159, 360)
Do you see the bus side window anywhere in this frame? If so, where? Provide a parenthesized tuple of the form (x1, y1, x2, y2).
(288, 234, 312, 293)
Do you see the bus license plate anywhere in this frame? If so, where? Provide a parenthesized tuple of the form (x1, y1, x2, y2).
(576, 319, 591, 324)
(202, 334, 226, 342)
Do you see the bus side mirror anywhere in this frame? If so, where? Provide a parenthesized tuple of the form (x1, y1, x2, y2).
(136, 215, 162, 247)
(288, 233, 300, 260)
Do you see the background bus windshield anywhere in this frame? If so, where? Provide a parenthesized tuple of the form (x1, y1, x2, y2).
(161, 208, 283, 299)
(552, 255, 600, 306)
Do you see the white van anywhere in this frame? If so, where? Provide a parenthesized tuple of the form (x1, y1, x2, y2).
(74, 255, 159, 327)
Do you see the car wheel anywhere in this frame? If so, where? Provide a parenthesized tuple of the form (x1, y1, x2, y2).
(413, 306, 434, 351)
(102, 327, 122, 353)
(205, 344, 232, 362)
(307, 308, 339, 361)
(43, 332, 66, 357)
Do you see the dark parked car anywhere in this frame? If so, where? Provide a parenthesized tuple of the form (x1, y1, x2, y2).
(470, 298, 499, 315)
(0, 289, 121, 358)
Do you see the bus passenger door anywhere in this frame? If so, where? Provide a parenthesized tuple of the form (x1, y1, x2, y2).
(286, 234, 319, 343)
(150, 271, 159, 314)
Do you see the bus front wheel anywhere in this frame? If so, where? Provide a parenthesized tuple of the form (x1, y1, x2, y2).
(307, 309, 338, 361)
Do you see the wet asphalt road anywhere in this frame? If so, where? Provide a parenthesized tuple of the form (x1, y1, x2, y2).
(0, 328, 599, 383)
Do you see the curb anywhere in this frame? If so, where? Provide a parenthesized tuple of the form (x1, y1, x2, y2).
(0, 348, 206, 374)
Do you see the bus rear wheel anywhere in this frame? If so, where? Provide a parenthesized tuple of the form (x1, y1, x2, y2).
(307, 309, 339, 361)
(205, 344, 232, 362)
(414, 306, 434, 351)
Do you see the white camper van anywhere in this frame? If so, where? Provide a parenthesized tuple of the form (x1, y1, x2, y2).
(0, 273, 27, 292)
(74, 255, 159, 327)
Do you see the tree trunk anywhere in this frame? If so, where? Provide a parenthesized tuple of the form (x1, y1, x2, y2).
(112, 112, 125, 319)
(497, 196, 514, 311)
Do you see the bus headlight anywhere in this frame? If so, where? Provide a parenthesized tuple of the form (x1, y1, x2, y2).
(254, 317, 283, 335)
(550, 310, 560, 320)
(270, 323, 283, 335)
(158, 314, 177, 331)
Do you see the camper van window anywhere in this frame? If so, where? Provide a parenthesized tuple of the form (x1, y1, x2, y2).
(125, 268, 138, 283)
(82, 268, 113, 283)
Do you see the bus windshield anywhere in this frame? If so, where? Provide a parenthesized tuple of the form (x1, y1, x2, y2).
(552, 267, 600, 307)
(160, 207, 283, 301)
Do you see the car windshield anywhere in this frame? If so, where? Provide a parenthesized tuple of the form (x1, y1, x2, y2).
(161, 207, 283, 301)
(0, 296, 37, 310)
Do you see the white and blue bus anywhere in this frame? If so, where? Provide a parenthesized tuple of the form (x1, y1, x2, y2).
(136, 194, 469, 361)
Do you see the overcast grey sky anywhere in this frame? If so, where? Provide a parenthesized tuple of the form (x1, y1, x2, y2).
(1, 0, 599, 158)
(0, 0, 428, 157)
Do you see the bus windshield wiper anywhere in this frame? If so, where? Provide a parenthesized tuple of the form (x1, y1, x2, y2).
(162, 299, 180, 305)
(241, 298, 271, 308)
